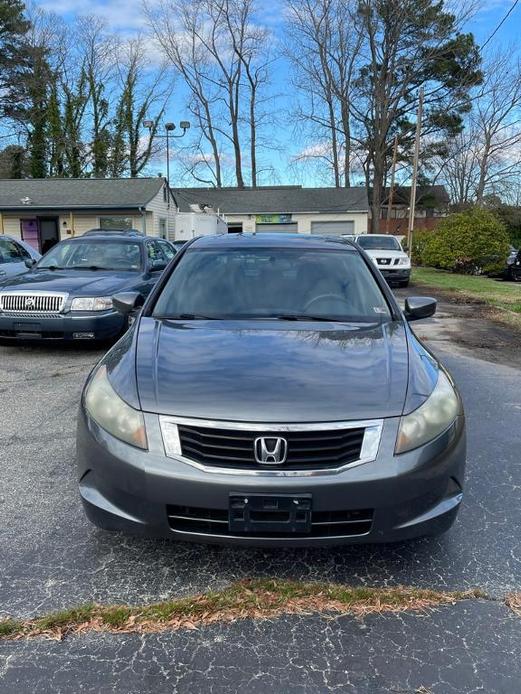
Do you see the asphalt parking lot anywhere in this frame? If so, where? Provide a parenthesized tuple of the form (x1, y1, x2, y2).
(1, 289, 521, 693)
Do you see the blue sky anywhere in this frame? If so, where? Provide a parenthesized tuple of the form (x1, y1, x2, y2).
(35, 0, 521, 186)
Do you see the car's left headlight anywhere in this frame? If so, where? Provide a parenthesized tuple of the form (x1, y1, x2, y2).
(84, 365, 147, 449)
(395, 371, 461, 454)
(397, 257, 410, 266)
(71, 297, 113, 311)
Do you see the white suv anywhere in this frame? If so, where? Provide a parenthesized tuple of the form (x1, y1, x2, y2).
(354, 234, 411, 287)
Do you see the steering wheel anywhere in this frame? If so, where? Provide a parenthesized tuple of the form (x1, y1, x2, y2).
(303, 293, 352, 311)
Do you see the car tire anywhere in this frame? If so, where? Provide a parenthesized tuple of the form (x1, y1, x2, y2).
(399, 280, 410, 288)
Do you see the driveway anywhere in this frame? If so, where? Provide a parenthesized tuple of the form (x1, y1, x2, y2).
(1, 290, 520, 692)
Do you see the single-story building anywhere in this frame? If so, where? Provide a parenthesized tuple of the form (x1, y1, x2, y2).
(0, 177, 175, 253)
(173, 185, 369, 236)
(374, 185, 450, 234)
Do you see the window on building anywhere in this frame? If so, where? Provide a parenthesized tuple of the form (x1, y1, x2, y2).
(99, 216, 134, 230)
(159, 218, 167, 239)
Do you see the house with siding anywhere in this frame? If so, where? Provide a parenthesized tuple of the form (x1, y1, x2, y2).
(0, 177, 175, 253)
(373, 185, 450, 234)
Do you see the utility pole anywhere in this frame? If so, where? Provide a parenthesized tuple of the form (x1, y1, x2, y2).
(407, 86, 424, 255)
(386, 135, 398, 235)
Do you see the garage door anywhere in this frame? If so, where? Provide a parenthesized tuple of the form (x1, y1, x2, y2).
(310, 221, 354, 236)
(255, 223, 298, 233)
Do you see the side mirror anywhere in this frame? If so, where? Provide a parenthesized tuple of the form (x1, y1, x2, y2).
(151, 259, 167, 272)
(24, 258, 37, 268)
(404, 296, 437, 322)
(112, 291, 144, 316)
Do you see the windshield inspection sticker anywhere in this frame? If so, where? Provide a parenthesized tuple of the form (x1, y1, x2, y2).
(373, 307, 388, 314)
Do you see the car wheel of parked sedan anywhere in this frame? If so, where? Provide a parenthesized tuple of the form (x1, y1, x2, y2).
(77, 233, 465, 547)
(399, 279, 410, 288)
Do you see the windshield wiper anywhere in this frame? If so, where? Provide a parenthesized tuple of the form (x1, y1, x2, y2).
(40, 265, 63, 270)
(166, 313, 219, 320)
(273, 314, 344, 322)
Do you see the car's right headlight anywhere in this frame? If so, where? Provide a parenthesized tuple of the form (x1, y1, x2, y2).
(84, 365, 147, 449)
(71, 297, 113, 311)
(395, 371, 461, 454)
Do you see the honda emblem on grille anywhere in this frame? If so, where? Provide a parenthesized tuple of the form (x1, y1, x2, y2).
(254, 437, 288, 465)
(24, 297, 35, 309)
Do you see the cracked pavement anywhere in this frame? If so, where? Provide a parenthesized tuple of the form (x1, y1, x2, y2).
(1, 290, 520, 692)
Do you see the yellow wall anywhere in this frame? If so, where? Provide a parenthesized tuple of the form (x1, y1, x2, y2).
(0, 212, 149, 241)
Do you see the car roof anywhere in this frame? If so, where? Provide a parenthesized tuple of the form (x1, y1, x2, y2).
(59, 231, 162, 243)
(189, 233, 358, 251)
(356, 234, 397, 239)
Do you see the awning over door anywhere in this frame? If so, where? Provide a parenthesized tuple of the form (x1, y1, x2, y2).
(310, 221, 354, 235)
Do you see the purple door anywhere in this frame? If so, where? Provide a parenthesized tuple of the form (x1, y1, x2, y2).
(20, 219, 40, 252)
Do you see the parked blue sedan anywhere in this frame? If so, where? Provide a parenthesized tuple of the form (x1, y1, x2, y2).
(0, 230, 176, 342)
(0, 235, 41, 280)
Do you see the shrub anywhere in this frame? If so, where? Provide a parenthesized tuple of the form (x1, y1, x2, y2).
(411, 230, 432, 266)
(420, 207, 510, 274)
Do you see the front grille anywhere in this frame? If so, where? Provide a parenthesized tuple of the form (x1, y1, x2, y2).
(0, 293, 66, 314)
(177, 425, 365, 470)
(167, 504, 373, 538)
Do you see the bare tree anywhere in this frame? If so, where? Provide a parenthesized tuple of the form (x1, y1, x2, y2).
(473, 52, 521, 203)
(223, 0, 271, 187)
(112, 37, 174, 177)
(435, 51, 521, 206)
(76, 16, 117, 177)
(286, 0, 361, 188)
(146, 0, 272, 187)
(146, 0, 224, 185)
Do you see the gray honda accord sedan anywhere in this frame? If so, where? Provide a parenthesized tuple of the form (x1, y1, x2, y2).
(77, 233, 465, 546)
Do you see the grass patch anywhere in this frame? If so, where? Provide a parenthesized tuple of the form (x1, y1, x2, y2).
(0, 579, 485, 641)
(412, 267, 521, 317)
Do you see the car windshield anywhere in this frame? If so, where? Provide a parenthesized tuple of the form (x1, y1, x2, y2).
(38, 240, 142, 271)
(357, 236, 402, 251)
(153, 247, 391, 322)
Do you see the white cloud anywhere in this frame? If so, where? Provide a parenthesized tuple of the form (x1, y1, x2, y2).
(38, 0, 158, 33)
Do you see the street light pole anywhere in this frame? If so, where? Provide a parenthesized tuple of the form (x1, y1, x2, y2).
(142, 119, 191, 189)
(407, 87, 424, 256)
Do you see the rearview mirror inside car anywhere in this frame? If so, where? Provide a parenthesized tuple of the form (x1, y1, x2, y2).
(113, 291, 144, 316)
(404, 296, 437, 322)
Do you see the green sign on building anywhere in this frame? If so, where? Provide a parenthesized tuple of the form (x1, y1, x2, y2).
(255, 214, 292, 224)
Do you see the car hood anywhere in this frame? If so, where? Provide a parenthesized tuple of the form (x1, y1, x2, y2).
(363, 249, 408, 260)
(135, 318, 410, 422)
(0, 269, 139, 296)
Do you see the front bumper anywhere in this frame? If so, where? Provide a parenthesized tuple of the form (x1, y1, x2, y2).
(77, 408, 466, 547)
(377, 267, 411, 282)
(0, 311, 125, 341)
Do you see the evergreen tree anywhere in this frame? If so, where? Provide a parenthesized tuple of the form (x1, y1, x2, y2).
(0, 0, 31, 121)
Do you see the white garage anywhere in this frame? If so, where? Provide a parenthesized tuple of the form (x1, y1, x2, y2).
(310, 220, 355, 236)
(255, 223, 298, 233)
(173, 185, 369, 236)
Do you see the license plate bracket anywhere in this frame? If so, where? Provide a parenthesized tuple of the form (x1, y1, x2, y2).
(229, 493, 312, 534)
